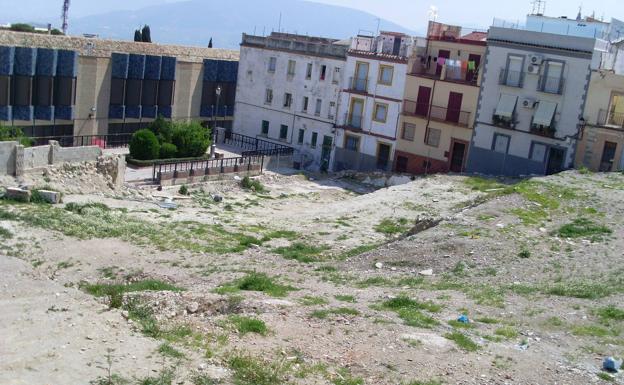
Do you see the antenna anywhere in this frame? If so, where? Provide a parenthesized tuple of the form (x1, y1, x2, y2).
(530, 0, 546, 16)
(427, 6, 439, 21)
(278, 12, 282, 33)
(62, 0, 70, 35)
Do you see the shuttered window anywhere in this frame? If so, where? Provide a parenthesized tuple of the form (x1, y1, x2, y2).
(110, 78, 125, 105)
(125, 79, 142, 106)
(13, 75, 32, 106)
(158, 80, 175, 106)
(54, 77, 76, 106)
(0, 76, 10, 106)
(34, 76, 54, 106)
(141, 79, 158, 106)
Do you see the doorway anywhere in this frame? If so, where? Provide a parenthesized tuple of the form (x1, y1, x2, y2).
(599, 141, 617, 172)
(446, 92, 463, 124)
(321, 135, 333, 172)
(376, 143, 391, 170)
(466, 54, 481, 82)
(449, 140, 467, 173)
(354, 62, 369, 91)
(546, 147, 566, 175)
(436, 50, 450, 76)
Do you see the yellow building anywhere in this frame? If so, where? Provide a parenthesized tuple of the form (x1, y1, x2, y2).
(394, 22, 486, 174)
(576, 71, 624, 171)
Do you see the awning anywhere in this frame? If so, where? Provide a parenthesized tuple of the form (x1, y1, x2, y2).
(495, 94, 518, 119)
(533, 101, 557, 126)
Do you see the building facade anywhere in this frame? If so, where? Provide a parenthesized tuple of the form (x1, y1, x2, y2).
(333, 32, 414, 172)
(395, 22, 486, 174)
(466, 27, 600, 176)
(234, 33, 348, 171)
(0, 30, 238, 141)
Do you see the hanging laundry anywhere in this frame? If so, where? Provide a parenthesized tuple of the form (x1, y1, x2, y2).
(437, 57, 446, 65)
(467, 61, 476, 70)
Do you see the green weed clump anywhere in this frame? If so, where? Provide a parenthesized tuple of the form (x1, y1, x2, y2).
(241, 176, 265, 192)
(229, 315, 268, 335)
(374, 218, 411, 235)
(444, 331, 479, 351)
(310, 307, 360, 319)
(81, 280, 183, 309)
(273, 242, 328, 263)
(557, 218, 612, 240)
(228, 353, 289, 385)
(380, 295, 441, 328)
(217, 272, 297, 297)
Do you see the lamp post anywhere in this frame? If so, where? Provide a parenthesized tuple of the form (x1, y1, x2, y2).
(210, 85, 222, 158)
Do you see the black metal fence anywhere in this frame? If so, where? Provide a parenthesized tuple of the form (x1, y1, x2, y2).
(27, 134, 132, 149)
(152, 154, 265, 182)
(223, 132, 294, 156)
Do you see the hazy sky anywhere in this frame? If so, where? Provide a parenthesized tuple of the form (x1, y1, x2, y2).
(1, 0, 622, 31)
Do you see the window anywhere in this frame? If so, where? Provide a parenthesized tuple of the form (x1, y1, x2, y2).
(541, 61, 564, 94)
(373, 103, 388, 123)
(283, 93, 292, 108)
(401, 123, 415, 141)
(492, 133, 510, 154)
(607, 93, 624, 126)
(311, 132, 318, 148)
(306, 63, 312, 79)
(13, 75, 32, 106)
(530, 142, 547, 162)
(344, 134, 360, 152)
(125, 79, 142, 106)
(328, 101, 336, 119)
(425, 127, 441, 147)
(268, 57, 277, 73)
(141, 79, 158, 106)
(158, 80, 175, 106)
(320, 65, 327, 80)
(532, 101, 557, 129)
(0, 75, 10, 106)
(504, 55, 524, 87)
(261, 120, 269, 136)
(54, 77, 77, 107)
(287, 60, 296, 76)
(378, 65, 394, 85)
(302, 96, 309, 112)
(332, 67, 341, 84)
(396, 156, 408, 173)
(34, 76, 54, 107)
(265, 88, 273, 104)
(279, 124, 288, 140)
(315, 98, 322, 116)
(298, 129, 305, 144)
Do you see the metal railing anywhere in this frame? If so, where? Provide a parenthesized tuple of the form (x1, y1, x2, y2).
(597, 109, 624, 128)
(340, 113, 363, 129)
(530, 123, 557, 138)
(429, 105, 471, 127)
(27, 133, 132, 148)
(403, 100, 430, 118)
(538, 75, 565, 95)
(152, 154, 265, 182)
(223, 132, 294, 156)
(491, 109, 517, 129)
(499, 69, 525, 88)
(348, 77, 368, 93)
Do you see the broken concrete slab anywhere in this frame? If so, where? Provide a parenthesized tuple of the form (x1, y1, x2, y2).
(34, 190, 62, 204)
(5, 187, 31, 202)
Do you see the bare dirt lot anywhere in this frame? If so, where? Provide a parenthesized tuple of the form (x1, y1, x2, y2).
(1, 164, 623, 385)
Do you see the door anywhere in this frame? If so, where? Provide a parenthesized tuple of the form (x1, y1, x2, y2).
(354, 62, 369, 91)
(449, 141, 467, 173)
(466, 54, 481, 82)
(436, 50, 450, 76)
(349, 98, 364, 128)
(546, 147, 565, 175)
(395, 156, 408, 173)
(392, 38, 402, 56)
(415, 86, 431, 117)
(599, 141, 617, 172)
(321, 135, 333, 172)
(376, 143, 391, 170)
(446, 92, 463, 123)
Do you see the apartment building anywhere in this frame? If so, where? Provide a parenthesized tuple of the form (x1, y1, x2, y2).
(234, 33, 348, 171)
(333, 32, 414, 172)
(395, 22, 486, 174)
(0, 30, 238, 140)
(465, 26, 601, 176)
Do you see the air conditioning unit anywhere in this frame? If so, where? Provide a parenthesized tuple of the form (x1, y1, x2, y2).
(527, 64, 540, 75)
(521, 97, 536, 109)
(529, 54, 544, 65)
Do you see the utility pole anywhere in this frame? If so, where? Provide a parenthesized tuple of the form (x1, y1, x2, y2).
(62, 0, 70, 35)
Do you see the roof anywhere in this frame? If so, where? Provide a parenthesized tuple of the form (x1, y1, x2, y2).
(380, 31, 409, 37)
(0, 30, 239, 63)
(461, 31, 487, 41)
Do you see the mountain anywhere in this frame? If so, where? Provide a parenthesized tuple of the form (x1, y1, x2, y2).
(68, 0, 419, 49)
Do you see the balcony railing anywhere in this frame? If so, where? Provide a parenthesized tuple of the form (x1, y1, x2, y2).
(403, 100, 430, 118)
(429, 105, 471, 127)
(499, 69, 525, 88)
(348, 77, 368, 93)
(597, 109, 624, 128)
(492, 109, 517, 129)
(530, 123, 557, 138)
(538, 75, 565, 95)
(340, 112, 363, 129)
(409, 63, 478, 85)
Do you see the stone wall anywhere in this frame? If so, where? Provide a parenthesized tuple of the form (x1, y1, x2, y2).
(0, 141, 17, 175)
(23, 145, 50, 169)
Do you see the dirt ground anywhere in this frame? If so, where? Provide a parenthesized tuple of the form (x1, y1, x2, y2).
(1, 163, 623, 385)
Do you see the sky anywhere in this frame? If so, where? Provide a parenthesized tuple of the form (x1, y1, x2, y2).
(0, 0, 622, 31)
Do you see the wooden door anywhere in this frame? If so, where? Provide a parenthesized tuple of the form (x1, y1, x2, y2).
(449, 141, 467, 172)
(415, 86, 431, 117)
(446, 92, 463, 123)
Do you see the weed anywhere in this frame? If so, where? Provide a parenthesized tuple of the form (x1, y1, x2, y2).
(331, 368, 364, 385)
(311, 307, 360, 319)
(374, 217, 411, 235)
(407, 380, 443, 385)
(136, 369, 175, 385)
(494, 326, 518, 339)
(572, 324, 616, 337)
(597, 372, 615, 382)
(448, 320, 474, 329)
(229, 315, 268, 335)
(241, 176, 265, 192)
(596, 305, 624, 322)
(190, 373, 220, 385)
(557, 218, 612, 240)
(56, 260, 74, 270)
(178, 185, 189, 196)
(0, 226, 12, 239)
(335, 295, 356, 303)
(158, 343, 185, 359)
(82, 280, 183, 309)
(380, 296, 440, 328)
(217, 272, 297, 297)
(299, 296, 329, 306)
(337, 243, 380, 260)
(475, 317, 499, 324)
(356, 276, 394, 288)
(228, 352, 288, 385)
(444, 331, 479, 351)
(274, 243, 328, 263)
(518, 248, 531, 259)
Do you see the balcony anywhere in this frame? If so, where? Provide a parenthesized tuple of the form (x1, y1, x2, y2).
(339, 112, 363, 130)
(491, 110, 517, 129)
(530, 123, 557, 138)
(409, 63, 479, 86)
(597, 109, 624, 129)
(538, 75, 565, 95)
(348, 77, 368, 93)
(402, 100, 429, 118)
(429, 105, 471, 127)
(499, 69, 525, 88)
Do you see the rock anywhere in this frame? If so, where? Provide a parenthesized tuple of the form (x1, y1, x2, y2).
(374, 262, 384, 269)
(5, 187, 31, 202)
(186, 302, 200, 314)
(418, 269, 433, 276)
(121, 311, 129, 320)
(213, 195, 223, 202)
(35, 190, 62, 204)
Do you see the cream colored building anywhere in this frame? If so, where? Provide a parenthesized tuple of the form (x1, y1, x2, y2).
(0, 30, 238, 143)
(576, 71, 624, 171)
(395, 22, 486, 174)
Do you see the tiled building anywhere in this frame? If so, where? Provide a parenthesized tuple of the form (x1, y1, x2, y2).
(395, 22, 486, 174)
(333, 32, 416, 172)
(0, 30, 238, 140)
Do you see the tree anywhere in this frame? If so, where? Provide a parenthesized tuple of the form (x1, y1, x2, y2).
(134, 29, 142, 42)
(10, 23, 36, 33)
(129, 129, 160, 160)
(141, 25, 152, 43)
(170, 121, 210, 158)
(147, 115, 174, 144)
(208, 38, 213, 48)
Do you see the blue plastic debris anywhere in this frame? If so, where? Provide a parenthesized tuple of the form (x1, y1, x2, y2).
(457, 315, 470, 324)
(603, 357, 622, 373)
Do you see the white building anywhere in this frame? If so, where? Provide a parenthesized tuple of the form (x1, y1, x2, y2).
(466, 26, 607, 176)
(333, 32, 416, 172)
(233, 33, 348, 171)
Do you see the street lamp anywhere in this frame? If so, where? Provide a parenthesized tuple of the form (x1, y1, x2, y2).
(210, 85, 222, 158)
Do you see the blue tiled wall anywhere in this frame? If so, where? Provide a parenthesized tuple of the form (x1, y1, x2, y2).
(35, 106, 55, 120)
(56, 50, 78, 77)
(218, 60, 238, 82)
(128, 54, 146, 79)
(55, 106, 74, 120)
(161, 56, 176, 80)
(142, 105, 158, 118)
(36, 48, 58, 76)
(108, 105, 125, 119)
(203, 59, 218, 82)
(14, 47, 36, 76)
(145, 55, 162, 80)
(112, 53, 129, 79)
(0, 106, 11, 121)
(13, 106, 34, 121)
(201, 105, 233, 117)
(125, 105, 142, 119)
(158, 105, 172, 119)
(0, 46, 15, 75)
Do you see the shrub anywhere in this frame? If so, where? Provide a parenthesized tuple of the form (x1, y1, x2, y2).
(241, 176, 265, 192)
(178, 185, 189, 196)
(10, 23, 36, 33)
(159, 142, 178, 159)
(148, 116, 175, 143)
(0, 125, 33, 147)
(130, 129, 160, 160)
(171, 121, 210, 158)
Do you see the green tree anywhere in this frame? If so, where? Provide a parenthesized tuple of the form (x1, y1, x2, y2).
(147, 115, 174, 143)
(170, 121, 210, 158)
(10, 23, 36, 33)
(208, 38, 213, 48)
(134, 29, 142, 42)
(141, 25, 151, 43)
(0, 125, 33, 147)
(159, 143, 178, 159)
(129, 129, 160, 160)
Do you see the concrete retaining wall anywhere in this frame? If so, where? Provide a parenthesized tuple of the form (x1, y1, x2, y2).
(23, 145, 50, 169)
(0, 141, 17, 175)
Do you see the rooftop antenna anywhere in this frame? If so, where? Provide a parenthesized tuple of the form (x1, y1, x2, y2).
(530, 0, 546, 16)
(278, 12, 282, 33)
(576, 4, 582, 21)
(375, 18, 381, 35)
(427, 6, 439, 21)
(62, 0, 70, 35)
